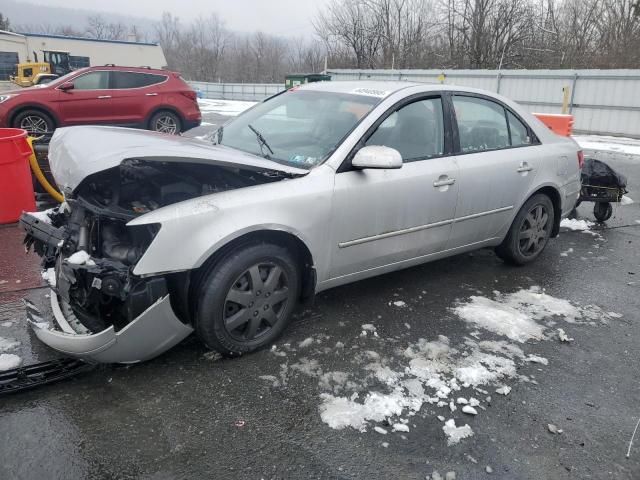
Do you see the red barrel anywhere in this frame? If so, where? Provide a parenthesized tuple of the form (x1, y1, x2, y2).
(0, 128, 36, 224)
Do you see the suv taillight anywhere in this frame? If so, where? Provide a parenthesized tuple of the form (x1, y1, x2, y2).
(577, 150, 585, 169)
(181, 91, 197, 101)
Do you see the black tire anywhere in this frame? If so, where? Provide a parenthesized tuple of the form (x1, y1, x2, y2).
(495, 193, 555, 266)
(195, 243, 300, 356)
(12, 109, 55, 136)
(593, 202, 612, 222)
(149, 110, 182, 134)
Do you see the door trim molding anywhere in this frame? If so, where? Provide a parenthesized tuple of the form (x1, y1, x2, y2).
(338, 205, 513, 248)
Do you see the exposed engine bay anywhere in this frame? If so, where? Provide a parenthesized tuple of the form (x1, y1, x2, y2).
(22, 160, 286, 336)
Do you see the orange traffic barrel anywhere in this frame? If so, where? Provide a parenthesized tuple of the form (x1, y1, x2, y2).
(533, 113, 574, 137)
(0, 128, 36, 224)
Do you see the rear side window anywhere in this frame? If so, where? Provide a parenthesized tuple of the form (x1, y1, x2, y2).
(453, 96, 509, 153)
(111, 71, 167, 89)
(72, 71, 109, 90)
(507, 110, 531, 146)
(366, 97, 445, 162)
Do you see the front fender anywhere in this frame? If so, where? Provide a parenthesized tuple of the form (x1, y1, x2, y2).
(129, 166, 334, 279)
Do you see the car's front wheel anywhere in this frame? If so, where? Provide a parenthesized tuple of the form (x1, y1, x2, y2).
(13, 110, 55, 135)
(195, 243, 300, 356)
(495, 193, 555, 265)
(149, 110, 182, 134)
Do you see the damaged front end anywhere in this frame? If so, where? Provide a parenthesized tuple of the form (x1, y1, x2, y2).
(21, 144, 294, 363)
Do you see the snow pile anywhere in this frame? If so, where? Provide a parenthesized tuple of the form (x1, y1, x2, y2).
(560, 218, 594, 231)
(197, 99, 256, 116)
(66, 250, 96, 266)
(453, 295, 544, 342)
(573, 135, 640, 157)
(0, 354, 21, 371)
(442, 419, 474, 445)
(41, 267, 56, 287)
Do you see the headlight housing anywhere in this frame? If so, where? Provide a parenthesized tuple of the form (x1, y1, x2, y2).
(0, 94, 17, 103)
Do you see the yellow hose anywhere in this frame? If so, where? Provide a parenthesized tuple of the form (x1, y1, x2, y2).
(26, 137, 64, 203)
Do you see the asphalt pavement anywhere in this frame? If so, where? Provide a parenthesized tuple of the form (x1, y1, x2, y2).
(0, 120, 639, 480)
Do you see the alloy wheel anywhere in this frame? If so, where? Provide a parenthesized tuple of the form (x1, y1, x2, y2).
(154, 115, 178, 134)
(19, 115, 50, 135)
(517, 204, 550, 257)
(223, 262, 291, 341)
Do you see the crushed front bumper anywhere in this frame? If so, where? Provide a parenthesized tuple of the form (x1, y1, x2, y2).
(25, 292, 193, 364)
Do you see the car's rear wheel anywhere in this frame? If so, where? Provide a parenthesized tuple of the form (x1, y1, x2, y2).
(495, 193, 555, 265)
(195, 243, 300, 356)
(149, 110, 182, 134)
(13, 110, 55, 135)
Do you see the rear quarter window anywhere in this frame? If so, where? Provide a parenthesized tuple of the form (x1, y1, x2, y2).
(111, 71, 167, 89)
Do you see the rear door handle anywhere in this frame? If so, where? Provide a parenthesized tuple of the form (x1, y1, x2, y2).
(145, 93, 158, 96)
(97, 95, 111, 99)
(517, 162, 533, 172)
(433, 177, 456, 187)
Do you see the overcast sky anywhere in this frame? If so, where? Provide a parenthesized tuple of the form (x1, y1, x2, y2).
(23, 0, 331, 35)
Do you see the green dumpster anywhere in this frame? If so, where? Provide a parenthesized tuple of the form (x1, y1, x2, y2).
(285, 73, 331, 89)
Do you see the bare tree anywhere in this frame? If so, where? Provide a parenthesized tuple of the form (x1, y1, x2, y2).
(314, 0, 385, 68)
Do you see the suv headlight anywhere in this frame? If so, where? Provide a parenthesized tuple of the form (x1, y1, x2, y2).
(0, 94, 17, 103)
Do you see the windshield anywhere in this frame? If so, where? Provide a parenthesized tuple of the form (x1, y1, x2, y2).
(217, 90, 380, 169)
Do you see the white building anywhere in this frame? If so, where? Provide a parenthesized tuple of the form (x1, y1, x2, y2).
(0, 30, 167, 79)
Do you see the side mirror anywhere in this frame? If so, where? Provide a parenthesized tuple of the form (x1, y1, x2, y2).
(352, 145, 403, 170)
(59, 81, 74, 91)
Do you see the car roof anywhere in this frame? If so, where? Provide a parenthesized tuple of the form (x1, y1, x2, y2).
(299, 80, 421, 96)
(82, 65, 172, 74)
(297, 80, 505, 98)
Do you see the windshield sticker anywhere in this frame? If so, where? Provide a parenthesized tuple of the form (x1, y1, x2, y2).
(351, 87, 390, 98)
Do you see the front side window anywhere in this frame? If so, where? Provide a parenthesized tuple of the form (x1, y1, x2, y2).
(365, 97, 445, 161)
(72, 71, 109, 90)
(453, 96, 510, 152)
(218, 90, 380, 169)
(112, 71, 166, 89)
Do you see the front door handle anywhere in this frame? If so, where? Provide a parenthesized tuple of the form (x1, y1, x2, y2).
(97, 95, 111, 99)
(433, 176, 456, 188)
(145, 93, 158, 96)
(517, 162, 533, 172)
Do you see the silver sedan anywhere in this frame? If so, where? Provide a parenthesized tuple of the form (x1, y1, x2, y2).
(21, 81, 581, 363)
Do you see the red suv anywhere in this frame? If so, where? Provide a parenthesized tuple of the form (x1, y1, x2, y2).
(0, 65, 201, 135)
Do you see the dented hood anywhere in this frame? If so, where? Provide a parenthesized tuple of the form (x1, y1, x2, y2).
(49, 126, 309, 192)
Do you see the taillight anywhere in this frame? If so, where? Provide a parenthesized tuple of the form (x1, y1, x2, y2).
(577, 150, 585, 169)
(181, 91, 197, 101)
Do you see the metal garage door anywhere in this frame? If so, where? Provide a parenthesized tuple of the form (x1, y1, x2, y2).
(0, 51, 18, 80)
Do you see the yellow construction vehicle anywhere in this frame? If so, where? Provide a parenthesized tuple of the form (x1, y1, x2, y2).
(10, 50, 72, 87)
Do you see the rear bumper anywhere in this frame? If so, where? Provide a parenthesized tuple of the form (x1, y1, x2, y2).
(25, 291, 193, 364)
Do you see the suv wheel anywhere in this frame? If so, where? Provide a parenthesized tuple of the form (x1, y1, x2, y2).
(495, 193, 555, 265)
(195, 243, 300, 356)
(149, 110, 181, 134)
(13, 110, 54, 135)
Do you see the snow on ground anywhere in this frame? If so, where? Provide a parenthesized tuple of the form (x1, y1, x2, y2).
(0, 336, 20, 352)
(620, 195, 634, 206)
(0, 353, 21, 371)
(573, 135, 640, 157)
(560, 218, 594, 231)
(197, 98, 256, 116)
(266, 287, 619, 447)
